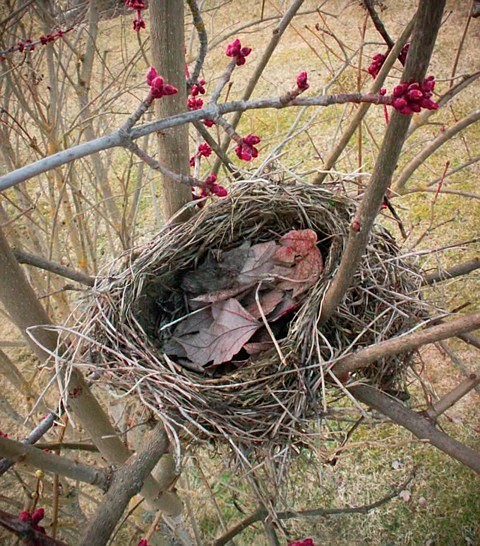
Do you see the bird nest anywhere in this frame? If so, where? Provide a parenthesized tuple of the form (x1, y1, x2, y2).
(58, 179, 427, 456)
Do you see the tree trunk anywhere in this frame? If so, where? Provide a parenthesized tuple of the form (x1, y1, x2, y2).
(150, 0, 192, 220)
(150, 0, 192, 221)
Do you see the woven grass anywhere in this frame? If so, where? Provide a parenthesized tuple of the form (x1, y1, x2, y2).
(58, 179, 427, 456)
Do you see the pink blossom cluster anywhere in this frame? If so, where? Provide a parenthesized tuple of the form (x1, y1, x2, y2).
(0, 28, 73, 61)
(125, 0, 146, 31)
(225, 38, 252, 66)
(203, 174, 228, 197)
(392, 76, 438, 115)
(289, 539, 315, 546)
(137, 540, 149, 546)
(193, 174, 228, 201)
(235, 134, 261, 161)
(367, 43, 410, 78)
(187, 97, 204, 111)
(19, 508, 46, 535)
(190, 79, 206, 96)
(367, 53, 386, 78)
(146, 68, 178, 99)
(189, 142, 212, 166)
(0, 430, 8, 438)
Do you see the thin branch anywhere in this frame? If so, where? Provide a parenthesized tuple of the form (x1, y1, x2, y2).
(313, 15, 415, 184)
(333, 312, 480, 377)
(0, 91, 398, 192)
(318, 0, 446, 323)
(213, 473, 414, 546)
(424, 257, 480, 284)
(212, 0, 306, 173)
(186, 0, 208, 86)
(78, 424, 168, 546)
(0, 411, 60, 476)
(12, 248, 95, 287)
(426, 368, 480, 420)
(363, 0, 394, 48)
(393, 110, 480, 193)
(349, 384, 480, 474)
(0, 436, 110, 490)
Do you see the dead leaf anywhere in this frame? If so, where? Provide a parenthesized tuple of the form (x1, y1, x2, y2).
(278, 229, 318, 256)
(244, 341, 274, 355)
(237, 241, 278, 284)
(191, 284, 252, 304)
(275, 244, 323, 297)
(244, 289, 284, 319)
(172, 298, 260, 366)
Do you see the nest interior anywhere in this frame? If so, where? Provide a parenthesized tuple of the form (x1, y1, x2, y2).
(63, 179, 427, 454)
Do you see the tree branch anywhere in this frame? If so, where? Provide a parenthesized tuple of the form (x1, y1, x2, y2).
(213, 473, 414, 546)
(426, 368, 480, 420)
(349, 384, 480, 474)
(78, 424, 168, 546)
(363, 0, 394, 48)
(0, 92, 398, 192)
(0, 436, 110, 490)
(12, 248, 95, 287)
(318, 0, 446, 323)
(424, 257, 480, 284)
(393, 110, 480, 193)
(332, 312, 480, 377)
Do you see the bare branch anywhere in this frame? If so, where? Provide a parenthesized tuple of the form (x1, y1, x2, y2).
(186, 0, 208, 86)
(0, 436, 110, 489)
(363, 0, 394, 48)
(349, 384, 480, 474)
(424, 257, 480, 284)
(393, 110, 480, 193)
(319, 0, 446, 323)
(426, 368, 480, 420)
(213, 473, 414, 546)
(333, 312, 480, 377)
(13, 248, 95, 287)
(78, 424, 169, 546)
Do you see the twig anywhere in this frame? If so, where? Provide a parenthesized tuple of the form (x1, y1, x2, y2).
(0, 436, 110, 490)
(393, 110, 480, 193)
(333, 312, 480, 377)
(12, 248, 95, 287)
(213, 472, 414, 546)
(426, 368, 480, 420)
(0, 411, 60, 476)
(438, 340, 480, 396)
(349, 384, 480, 474)
(424, 257, 480, 285)
(186, 0, 208, 87)
(363, 0, 394, 48)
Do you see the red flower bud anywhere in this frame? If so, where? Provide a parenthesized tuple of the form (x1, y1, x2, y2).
(162, 83, 178, 96)
(296, 71, 309, 91)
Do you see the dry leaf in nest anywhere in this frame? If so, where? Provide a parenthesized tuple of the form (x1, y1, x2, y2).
(167, 229, 324, 370)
